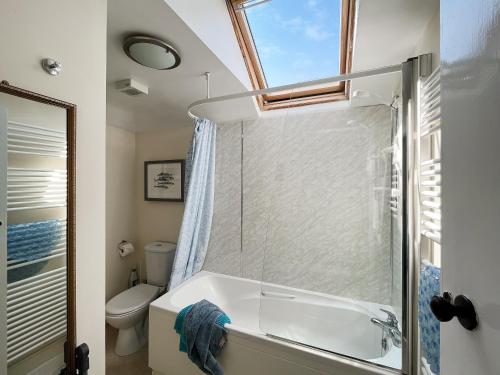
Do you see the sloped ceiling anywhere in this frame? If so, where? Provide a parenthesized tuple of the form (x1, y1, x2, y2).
(107, 0, 257, 132)
(107, 0, 439, 131)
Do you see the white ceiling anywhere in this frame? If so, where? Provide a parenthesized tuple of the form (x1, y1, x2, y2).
(107, 0, 439, 132)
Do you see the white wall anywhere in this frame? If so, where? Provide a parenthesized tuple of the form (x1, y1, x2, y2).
(106, 126, 138, 301)
(0, 1, 107, 373)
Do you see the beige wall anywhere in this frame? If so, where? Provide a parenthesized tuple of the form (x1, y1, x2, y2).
(105, 125, 191, 298)
(134, 127, 192, 280)
(106, 126, 138, 301)
(0, 0, 107, 373)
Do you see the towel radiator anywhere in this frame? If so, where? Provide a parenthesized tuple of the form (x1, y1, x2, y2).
(4, 117, 68, 366)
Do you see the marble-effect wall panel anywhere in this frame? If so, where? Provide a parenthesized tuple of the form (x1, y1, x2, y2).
(204, 106, 394, 305)
(241, 116, 286, 281)
(203, 123, 242, 276)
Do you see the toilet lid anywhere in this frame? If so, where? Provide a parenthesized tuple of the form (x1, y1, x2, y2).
(106, 284, 160, 316)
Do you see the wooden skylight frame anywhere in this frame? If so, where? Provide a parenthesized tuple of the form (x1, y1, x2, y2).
(227, 0, 356, 110)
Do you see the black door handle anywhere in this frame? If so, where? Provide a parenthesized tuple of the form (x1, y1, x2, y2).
(76, 343, 90, 375)
(430, 292, 478, 330)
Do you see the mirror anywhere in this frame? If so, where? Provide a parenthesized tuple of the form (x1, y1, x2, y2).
(0, 82, 76, 374)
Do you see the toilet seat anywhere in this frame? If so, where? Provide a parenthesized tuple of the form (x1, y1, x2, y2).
(106, 283, 160, 317)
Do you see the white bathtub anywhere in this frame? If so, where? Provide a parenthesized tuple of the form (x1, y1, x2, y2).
(149, 271, 401, 375)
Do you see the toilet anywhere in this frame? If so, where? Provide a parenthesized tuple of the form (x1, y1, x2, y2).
(106, 241, 176, 356)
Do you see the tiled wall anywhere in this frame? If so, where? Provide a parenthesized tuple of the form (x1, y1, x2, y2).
(202, 123, 242, 276)
(204, 105, 394, 304)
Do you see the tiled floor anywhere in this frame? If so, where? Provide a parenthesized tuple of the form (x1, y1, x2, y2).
(106, 324, 152, 375)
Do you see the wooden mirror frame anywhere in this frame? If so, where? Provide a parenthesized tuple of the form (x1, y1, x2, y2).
(0, 81, 76, 374)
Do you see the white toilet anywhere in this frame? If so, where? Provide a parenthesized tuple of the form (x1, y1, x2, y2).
(106, 241, 176, 356)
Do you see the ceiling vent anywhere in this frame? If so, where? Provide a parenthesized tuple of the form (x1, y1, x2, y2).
(115, 78, 148, 96)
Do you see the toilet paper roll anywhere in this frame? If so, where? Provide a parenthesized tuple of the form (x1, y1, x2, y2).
(118, 241, 135, 257)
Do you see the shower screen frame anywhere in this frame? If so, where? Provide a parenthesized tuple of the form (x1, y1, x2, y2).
(401, 55, 433, 375)
(0, 81, 77, 374)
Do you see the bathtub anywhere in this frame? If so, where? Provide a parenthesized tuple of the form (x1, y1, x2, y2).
(149, 271, 401, 375)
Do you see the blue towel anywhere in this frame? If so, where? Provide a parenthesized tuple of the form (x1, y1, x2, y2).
(174, 304, 194, 353)
(419, 261, 441, 374)
(7, 219, 65, 283)
(174, 299, 231, 375)
(8, 219, 63, 260)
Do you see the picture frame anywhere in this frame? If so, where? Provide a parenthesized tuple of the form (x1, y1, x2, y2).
(144, 160, 185, 202)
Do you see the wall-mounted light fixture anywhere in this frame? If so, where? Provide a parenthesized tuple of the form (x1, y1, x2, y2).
(41, 58, 62, 76)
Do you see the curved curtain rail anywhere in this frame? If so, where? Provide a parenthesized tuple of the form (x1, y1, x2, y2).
(187, 64, 403, 121)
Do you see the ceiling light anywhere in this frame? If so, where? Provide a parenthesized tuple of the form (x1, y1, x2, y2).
(123, 35, 181, 70)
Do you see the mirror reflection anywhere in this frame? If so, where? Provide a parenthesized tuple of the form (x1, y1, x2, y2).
(0, 92, 68, 374)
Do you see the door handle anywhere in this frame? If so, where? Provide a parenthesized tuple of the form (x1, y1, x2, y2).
(430, 292, 478, 330)
(76, 343, 90, 375)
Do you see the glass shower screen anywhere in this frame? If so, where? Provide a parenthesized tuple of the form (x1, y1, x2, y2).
(255, 88, 403, 369)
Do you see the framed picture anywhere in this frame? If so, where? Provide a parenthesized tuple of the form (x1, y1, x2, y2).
(144, 160, 185, 202)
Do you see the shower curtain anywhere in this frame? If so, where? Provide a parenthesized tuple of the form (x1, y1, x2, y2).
(169, 118, 216, 290)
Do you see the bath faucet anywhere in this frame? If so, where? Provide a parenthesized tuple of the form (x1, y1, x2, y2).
(370, 309, 402, 348)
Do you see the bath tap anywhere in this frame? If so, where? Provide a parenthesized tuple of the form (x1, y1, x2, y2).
(370, 309, 402, 348)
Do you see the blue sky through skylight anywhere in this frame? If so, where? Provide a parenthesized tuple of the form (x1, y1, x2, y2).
(245, 0, 341, 87)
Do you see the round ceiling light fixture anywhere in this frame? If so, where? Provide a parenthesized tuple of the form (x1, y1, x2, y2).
(123, 35, 181, 70)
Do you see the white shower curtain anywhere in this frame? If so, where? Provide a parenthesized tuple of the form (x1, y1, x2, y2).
(168, 118, 216, 290)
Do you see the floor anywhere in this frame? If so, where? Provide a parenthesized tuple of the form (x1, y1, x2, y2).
(106, 324, 151, 375)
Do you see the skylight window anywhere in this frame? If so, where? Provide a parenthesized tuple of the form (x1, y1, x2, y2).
(228, 0, 355, 110)
(246, 0, 341, 87)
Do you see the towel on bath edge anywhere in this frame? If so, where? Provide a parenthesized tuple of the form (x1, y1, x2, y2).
(174, 299, 231, 375)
